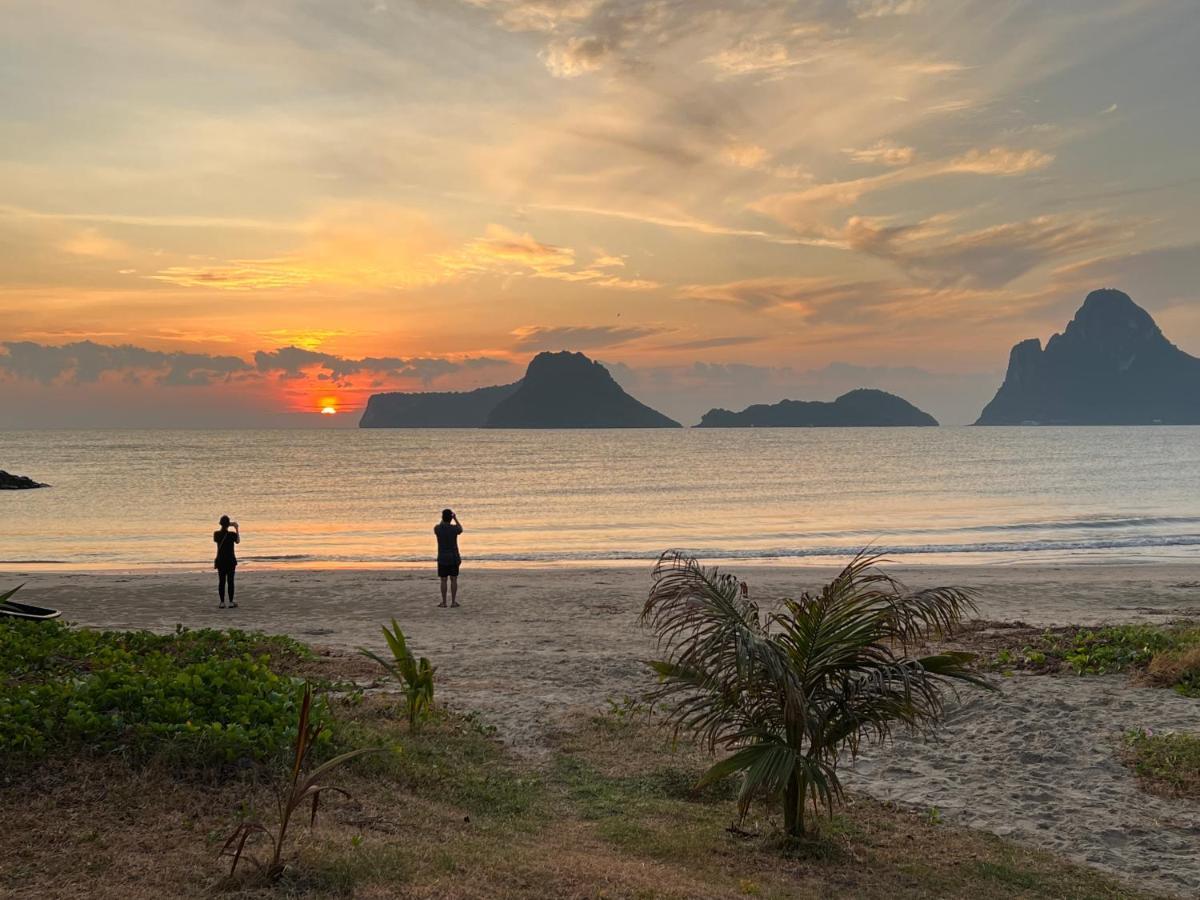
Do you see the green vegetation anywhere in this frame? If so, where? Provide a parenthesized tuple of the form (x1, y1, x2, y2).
(0, 624, 1165, 899)
(1064, 625, 1177, 675)
(641, 552, 988, 836)
(359, 618, 436, 730)
(0, 617, 318, 765)
(976, 622, 1200, 696)
(1123, 729, 1200, 799)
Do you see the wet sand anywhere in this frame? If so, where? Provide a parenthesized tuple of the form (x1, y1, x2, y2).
(8, 562, 1200, 896)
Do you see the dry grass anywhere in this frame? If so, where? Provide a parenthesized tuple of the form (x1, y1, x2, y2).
(0, 683, 1167, 900)
(1121, 729, 1200, 800)
(1145, 646, 1200, 691)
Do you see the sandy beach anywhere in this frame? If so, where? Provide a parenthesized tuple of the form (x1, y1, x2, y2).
(9, 561, 1200, 896)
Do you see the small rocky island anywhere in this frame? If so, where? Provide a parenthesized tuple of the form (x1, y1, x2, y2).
(360, 350, 680, 428)
(976, 289, 1200, 425)
(697, 389, 938, 427)
(0, 470, 48, 490)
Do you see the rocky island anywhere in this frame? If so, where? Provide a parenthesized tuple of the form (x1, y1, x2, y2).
(696, 389, 938, 427)
(359, 382, 519, 428)
(0, 470, 48, 489)
(976, 289, 1200, 425)
(359, 351, 680, 428)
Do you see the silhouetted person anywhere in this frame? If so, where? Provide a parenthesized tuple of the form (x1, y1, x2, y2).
(213, 515, 240, 608)
(435, 508, 463, 608)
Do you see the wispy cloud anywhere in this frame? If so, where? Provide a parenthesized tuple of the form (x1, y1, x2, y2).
(844, 213, 1125, 288)
(843, 141, 916, 167)
(510, 324, 663, 350)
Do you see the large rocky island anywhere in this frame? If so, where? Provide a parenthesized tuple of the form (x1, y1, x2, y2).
(696, 389, 938, 427)
(360, 383, 518, 428)
(976, 289, 1200, 425)
(359, 350, 680, 428)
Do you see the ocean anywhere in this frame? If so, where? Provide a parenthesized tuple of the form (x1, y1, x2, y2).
(2, 427, 1198, 571)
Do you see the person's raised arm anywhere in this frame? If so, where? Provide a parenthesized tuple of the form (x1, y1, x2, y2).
(232, 521, 241, 544)
(453, 514, 463, 533)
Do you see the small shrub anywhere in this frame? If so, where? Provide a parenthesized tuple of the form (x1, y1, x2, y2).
(360, 619, 435, 731)
(1123, 729, 1200, 798)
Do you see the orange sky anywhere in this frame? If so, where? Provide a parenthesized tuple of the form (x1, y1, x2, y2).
(2, 0, 1198, 425)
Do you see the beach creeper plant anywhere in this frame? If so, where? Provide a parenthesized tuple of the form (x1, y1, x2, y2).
(641, 551, 990, 838)
(360, 619, 436, 731)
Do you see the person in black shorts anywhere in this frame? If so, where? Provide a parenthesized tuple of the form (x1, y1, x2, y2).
(435, 508, 463, 608)
(213, 515, 240, 608)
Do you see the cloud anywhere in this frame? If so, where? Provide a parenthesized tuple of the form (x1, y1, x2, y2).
(706, 38, 810, 79)
(850, 0, 926, 18)
(678, 276, 893, 313)
(655, 335, 766, 351)
(722, 142, 809, 179)
(446, 224, 659, 289)
(754, 146, 1056, 228)
(150, 261, 315, 290)
(468, 0, 669, 79)
(843, 141, 916, 167)
(466, 0, 600, 34)
(844, 213, 1124, 288)
(510, 324, 663, 350)
(253, 346, 508, 384)
(0, 340, 252, 386)
(0, 340, 509, 389)
(941, 146, 1055, 175)
(723, 142, 771, 170)
(59, 227, 134, 259)
(541, 35, 610, 77)
(150, 213, 659, 293)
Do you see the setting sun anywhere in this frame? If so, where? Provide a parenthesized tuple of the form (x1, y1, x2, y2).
(320, 406, 337, 415)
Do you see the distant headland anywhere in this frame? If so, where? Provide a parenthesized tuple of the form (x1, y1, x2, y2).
(976, 289, 1200, 425)
(696, 389, 938, 427)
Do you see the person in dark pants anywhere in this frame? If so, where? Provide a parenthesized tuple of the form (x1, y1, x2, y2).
(435, 508, 463, 608)
(213, 515, 240, 608)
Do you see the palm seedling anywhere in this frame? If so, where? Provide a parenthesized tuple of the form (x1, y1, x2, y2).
(360, 619, 436, 730)
(641, 551, 990, 837)
(220, 683, 379, 879)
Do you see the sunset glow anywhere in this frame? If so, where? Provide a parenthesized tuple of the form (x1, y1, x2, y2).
(1, 1, 1197, 427)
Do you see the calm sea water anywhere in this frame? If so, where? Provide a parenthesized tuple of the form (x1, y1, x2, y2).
(2, 428, 1198, 571)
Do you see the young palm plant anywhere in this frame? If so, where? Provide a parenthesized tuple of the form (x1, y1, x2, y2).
(360, 619, 436, 730)
(641, 551, 990, 837)
(220, 683, 379, 880)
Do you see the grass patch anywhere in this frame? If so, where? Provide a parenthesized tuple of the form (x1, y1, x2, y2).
(1122, 729, 1200, 798)
(959, 620, 1200, 695)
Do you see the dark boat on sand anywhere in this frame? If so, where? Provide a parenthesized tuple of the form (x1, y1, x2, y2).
(0, 586, 61, 621)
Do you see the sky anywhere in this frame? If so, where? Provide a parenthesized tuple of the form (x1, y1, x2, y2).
(2, 0, 1198, 427)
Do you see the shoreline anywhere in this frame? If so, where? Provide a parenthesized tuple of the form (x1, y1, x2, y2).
(4, 550, 1198, 576)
